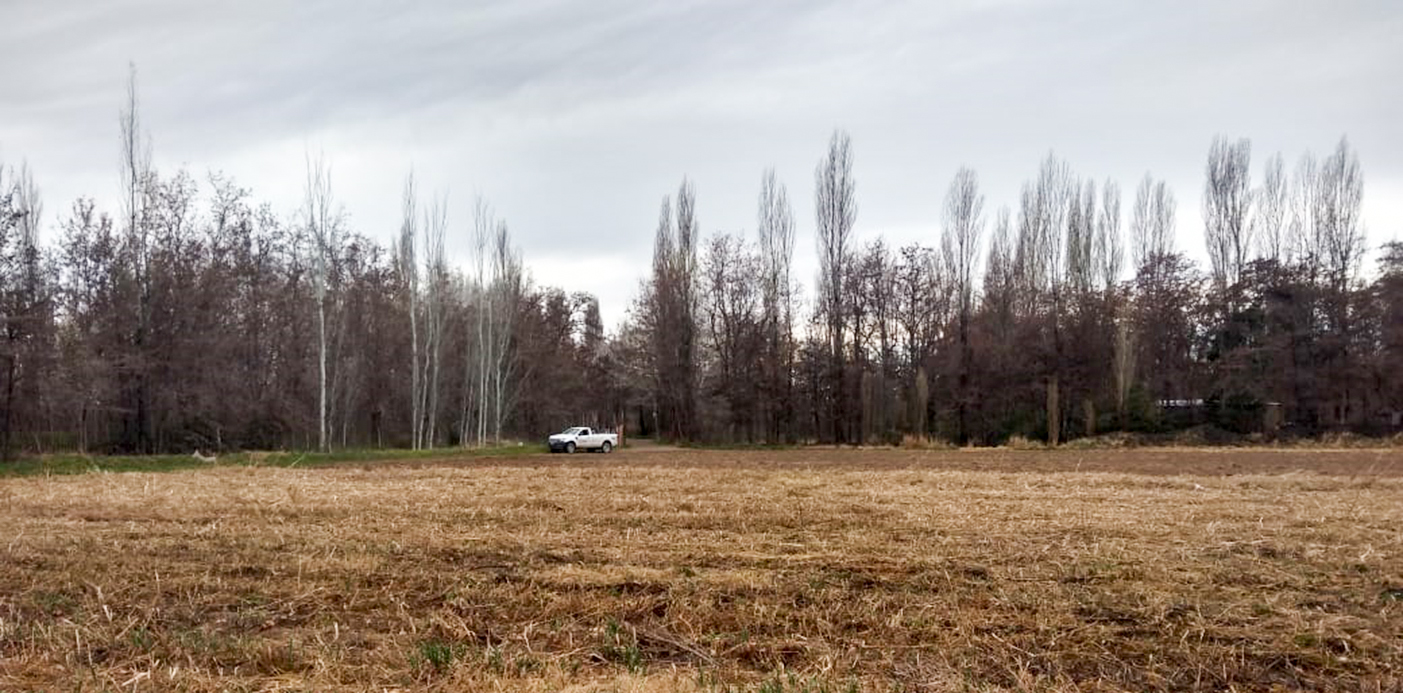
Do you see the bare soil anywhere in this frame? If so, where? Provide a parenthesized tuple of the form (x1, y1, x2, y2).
(443, 445, 1403, 476)
(2, 447, 1400, 691)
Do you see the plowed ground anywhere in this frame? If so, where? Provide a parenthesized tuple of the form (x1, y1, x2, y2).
(2, 447, 1400, 691)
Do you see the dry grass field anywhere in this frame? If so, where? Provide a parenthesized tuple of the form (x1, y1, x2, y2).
(1, 446, 1401, 691)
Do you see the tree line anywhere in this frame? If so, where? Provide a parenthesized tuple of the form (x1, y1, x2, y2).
(639, 131, 1400, 445)
(0, 71, 630, 456)
(1, 74, 1399, 457)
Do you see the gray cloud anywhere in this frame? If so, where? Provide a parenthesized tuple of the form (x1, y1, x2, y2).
(2, 0, 1400, 326)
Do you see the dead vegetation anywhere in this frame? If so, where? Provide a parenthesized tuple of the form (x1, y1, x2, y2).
(1, 448, 1401, 691)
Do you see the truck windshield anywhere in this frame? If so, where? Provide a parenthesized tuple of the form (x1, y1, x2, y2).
(562, 427, 584, 435)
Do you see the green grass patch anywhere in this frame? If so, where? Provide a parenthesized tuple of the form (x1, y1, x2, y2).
(0, 444, 546, 478)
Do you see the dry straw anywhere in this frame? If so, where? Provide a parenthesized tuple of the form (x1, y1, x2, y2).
(1, 447, 1400, 691)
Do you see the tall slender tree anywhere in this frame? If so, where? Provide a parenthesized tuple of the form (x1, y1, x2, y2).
(488, 220, 523, 442)
(757, 168, 796, 442)
(814, 131, 857, 443)
(119, 63, 154, 453)
(302, 152, 341, 452)
(941, 167, 984, 444)
(420, 193, 447, 447)
(646, 182, 700, 441)
(398, 174, 422, 448)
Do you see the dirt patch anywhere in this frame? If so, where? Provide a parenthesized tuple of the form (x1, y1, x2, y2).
(390, 445, 1403, 478)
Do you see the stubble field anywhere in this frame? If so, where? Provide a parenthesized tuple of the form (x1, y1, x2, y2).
(1, 446, 1401, 691)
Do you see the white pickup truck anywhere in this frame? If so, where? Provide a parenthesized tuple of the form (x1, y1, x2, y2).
(547, 426, 618, 454)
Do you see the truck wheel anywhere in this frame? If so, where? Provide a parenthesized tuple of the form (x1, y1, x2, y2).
(601, 441, 613, 454)
(565, 442, 576, 454)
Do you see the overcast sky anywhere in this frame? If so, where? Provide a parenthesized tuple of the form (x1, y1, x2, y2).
(2, 0, 1399, 327)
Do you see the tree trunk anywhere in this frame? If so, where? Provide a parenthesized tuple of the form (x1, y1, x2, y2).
(958, 313, 970, 445)
(318, 293, 327, 452)
(1, 354, 15, 462)
(409, 288, 420, 449)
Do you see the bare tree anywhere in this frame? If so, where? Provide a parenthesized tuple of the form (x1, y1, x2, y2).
(757, 168, 795, 442)
(120, 64, 150, 290)
(1013, 187, 1042, 307)
(1130, 174, 1176, 274)
(420, 193, 448, 447)
(1316, 137, 1365, 293)
(701, 232, 763, 440)
(0, 163, 13, 459)
(0, 162, 45, 460)
(303, 152, 341, 452)
(1288, 153, 1320, 269)
(472, 197, 494, 446)
(861, 240, 898, 441)
(983, 207, 1014, 308)
(1314, 137, 1366, 426)
(1024, 154, 1074, 444)
(488, 220, 523, 442)
(1013, 155, 1072, 299)
(1065, 178, 1097, 296)
(1254, 153, 1287, 263)
(941, 166, 984, 443)
(895, 243, 942, 437)
(649, 195, 675, 438)
(398, 174, 422, 448)
(14, 165, 41, 259)
(1095, 179, 1123, 291)
(672, 180, 699, 439)
(1091, 178, 1127, 431)
(647, 181, 700, 440)
(1203, 135, 1254, 291)
(119, 63, 155, 452)
(943, 167, 985, 318)
(814, 130, 856, 443)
